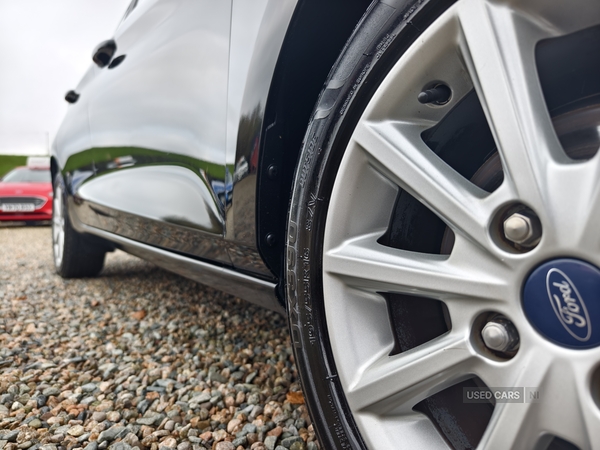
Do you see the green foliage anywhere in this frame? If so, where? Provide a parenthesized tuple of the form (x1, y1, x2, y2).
(63, 147, 227, 181)
(0, 155, 27, 179)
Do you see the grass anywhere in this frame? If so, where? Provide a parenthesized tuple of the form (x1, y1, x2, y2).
(0, 155, 27, 179)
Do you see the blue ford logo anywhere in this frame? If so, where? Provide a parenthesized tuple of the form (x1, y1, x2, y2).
(523, 259, 600, 349)
(546, 269, 591, 342)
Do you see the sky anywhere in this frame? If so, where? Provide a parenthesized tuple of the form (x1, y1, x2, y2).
(0, 0, 131, 155)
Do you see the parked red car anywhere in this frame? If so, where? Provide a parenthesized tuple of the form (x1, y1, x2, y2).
(0, 166, 53, 222)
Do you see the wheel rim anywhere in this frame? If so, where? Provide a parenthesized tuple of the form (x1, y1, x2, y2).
(52, 185, 65, 268)
(321, 1, 600, 449)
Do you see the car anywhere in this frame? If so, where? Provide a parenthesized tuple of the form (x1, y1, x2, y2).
(0, 161, 52, 222)
(51, 0, 600, 448)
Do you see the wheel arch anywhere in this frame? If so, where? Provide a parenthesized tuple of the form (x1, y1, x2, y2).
(256, 0, 374, 283)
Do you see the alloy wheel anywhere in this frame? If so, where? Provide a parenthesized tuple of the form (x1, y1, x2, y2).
(321, 0, 600, 448)
(52, 184, 65, 268)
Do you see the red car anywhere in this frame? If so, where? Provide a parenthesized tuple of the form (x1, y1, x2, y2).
(0, 166, 53, 222)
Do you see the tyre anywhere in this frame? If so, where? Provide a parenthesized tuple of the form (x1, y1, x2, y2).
(52, 174, 107, 278)
(286, 0, 600, 449)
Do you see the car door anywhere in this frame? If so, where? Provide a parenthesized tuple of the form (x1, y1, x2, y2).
(75, 0, 233, 265)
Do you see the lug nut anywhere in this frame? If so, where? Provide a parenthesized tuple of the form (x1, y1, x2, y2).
(481, 317, 519, 353)
(503, 211, 541, 247)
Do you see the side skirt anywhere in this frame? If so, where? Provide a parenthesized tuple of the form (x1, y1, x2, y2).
(77, 222, 283, 314)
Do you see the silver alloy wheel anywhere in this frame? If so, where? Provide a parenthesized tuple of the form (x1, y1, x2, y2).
(321, 0, 600, 448)
(52, 185, 65, 268)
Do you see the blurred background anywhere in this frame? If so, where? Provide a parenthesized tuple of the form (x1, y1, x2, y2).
(0, 0, 130, 177)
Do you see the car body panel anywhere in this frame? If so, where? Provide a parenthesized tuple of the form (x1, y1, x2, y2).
(53, 0, 301, 282)
(227, 0, 297, 256)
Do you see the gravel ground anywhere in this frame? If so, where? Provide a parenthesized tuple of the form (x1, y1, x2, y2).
(0, 227, 318, 450)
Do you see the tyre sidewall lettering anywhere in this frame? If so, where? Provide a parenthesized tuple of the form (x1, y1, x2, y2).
(285, 0, 455, 448)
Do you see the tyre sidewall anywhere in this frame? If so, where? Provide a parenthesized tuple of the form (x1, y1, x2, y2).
(52, 173, 106, 278)
(52, 173, 68, 276)
(285, 0, 457, 448)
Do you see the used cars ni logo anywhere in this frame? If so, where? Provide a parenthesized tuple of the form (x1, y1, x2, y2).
(546, 268, 591, 342)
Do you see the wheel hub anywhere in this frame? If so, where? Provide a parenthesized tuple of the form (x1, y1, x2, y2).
(523, 259, 600, 349)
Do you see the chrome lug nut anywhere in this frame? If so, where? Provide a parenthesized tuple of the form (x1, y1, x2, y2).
(481, 318, 519, 353)
(503, 212, 541, 247)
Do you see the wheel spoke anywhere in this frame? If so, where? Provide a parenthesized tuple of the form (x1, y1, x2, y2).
(345, 333, 476, 414)
(478, 399, 544, 449)
(324, 231, 509, 302)
(353, 120, 495, 249)
(457, 0, 563, 211)
(479, 354, 592, 450)
(476, 355, 550, 449)
(574, 364, 600, 450)
(576, 155, 600, 253)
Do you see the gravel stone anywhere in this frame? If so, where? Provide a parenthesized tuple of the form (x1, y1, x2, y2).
(0, 430, 18, 442)
(92, 412, 107, 422)
(81, 383, 97, 393)
(216, 442, 236, 450)
(28, 418, 42, 429)
(0, 228, 321, 450)
(41, 388, 60, 397)
(108, 443, 132, 450)
(264, 436, 278, 450)
(192, 392, 211, 404)
(281, 436, 304, 448)
(233, 436, 248, 447)
(67, 425, 86, 437)
(98, 425, 127, 442)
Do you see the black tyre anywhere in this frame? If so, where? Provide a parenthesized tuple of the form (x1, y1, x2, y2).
(286, 1, 457, 447)
(52, 174, 107, 278)
(287, 0, 600, 448)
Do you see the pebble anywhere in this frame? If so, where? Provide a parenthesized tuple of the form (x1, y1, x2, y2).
(0, 430, 18, 442)
(227, 418, 242, 433)
(215, 442, 236, 450)
(106, 411, 121, 422)
(92, 412, 107, 422)
(68, 425, 86, 437)
(264, 436, 278, 450)
(98, 425, 127, 442)
(281, 436, 304, 448)
(233, 436, 249, 447)
(81, 383, 97, 393)
(0, 228, 321, 450)
(267, 427, 283, 438)
(28, 418, 42, 429)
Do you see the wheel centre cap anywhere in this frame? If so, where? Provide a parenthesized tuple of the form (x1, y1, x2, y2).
(523, 258, 600, 349)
